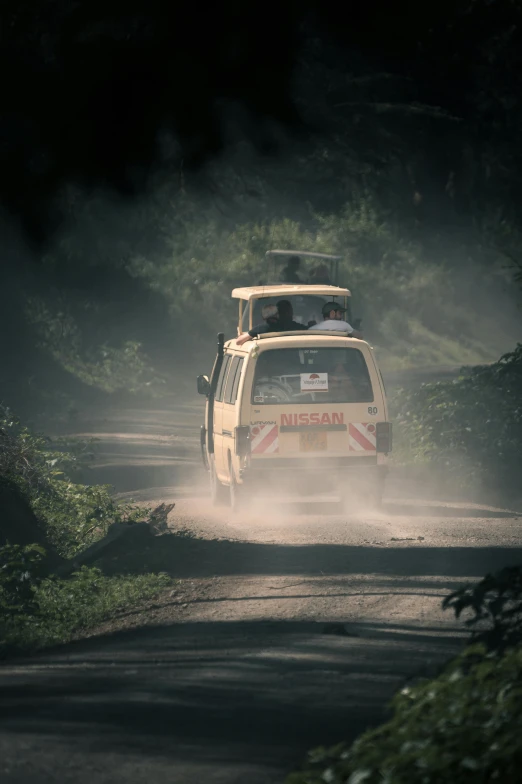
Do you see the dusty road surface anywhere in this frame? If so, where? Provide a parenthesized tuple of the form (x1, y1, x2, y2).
(1, 398, 521, 783)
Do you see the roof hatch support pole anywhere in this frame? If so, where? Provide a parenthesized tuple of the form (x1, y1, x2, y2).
(238, 300, 243, 336)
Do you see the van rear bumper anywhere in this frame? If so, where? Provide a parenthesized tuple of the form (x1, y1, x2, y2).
(240, 457, 387, 489)
(247, 455, 380, 470)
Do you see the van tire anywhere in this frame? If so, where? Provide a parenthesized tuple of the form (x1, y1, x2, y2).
(209, 455, 228, 506)
(229, 463, 247, 513)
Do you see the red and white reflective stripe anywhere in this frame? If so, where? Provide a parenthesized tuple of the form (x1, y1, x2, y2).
(250, 424, 279, 454)
(349, 422, 377, 451)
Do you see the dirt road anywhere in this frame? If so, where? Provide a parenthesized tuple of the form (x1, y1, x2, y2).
(1, 398, 521, 783)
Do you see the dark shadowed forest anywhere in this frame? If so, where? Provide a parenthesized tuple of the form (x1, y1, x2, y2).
(1, 0, 521, 413)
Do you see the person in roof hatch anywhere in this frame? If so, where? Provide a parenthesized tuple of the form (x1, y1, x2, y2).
(308, 263, 332, 285)
(281, 255, 303, 283)
(276, 300, 306, 331)
(310, 302, 363, 338)
(236, 303, 278, 345)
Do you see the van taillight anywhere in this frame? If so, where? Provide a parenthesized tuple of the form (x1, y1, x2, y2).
(235, 426, 251, 457)
(376, 422, 392, 453)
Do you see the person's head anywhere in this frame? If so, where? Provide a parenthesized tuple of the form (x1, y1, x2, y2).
(322, 301, 347, 321)
(277, 299, 293, 321)
(310, 263, 330, 280)
(287, 255, 300, 269)
(261, 303, 279, 324)
(331, 361, 349, 375)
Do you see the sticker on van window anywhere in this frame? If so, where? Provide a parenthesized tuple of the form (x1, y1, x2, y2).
(300, 372, 328, 391)
(254, 396, 264, 403)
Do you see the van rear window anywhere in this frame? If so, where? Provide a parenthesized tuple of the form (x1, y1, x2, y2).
(252, 347, 373, 405)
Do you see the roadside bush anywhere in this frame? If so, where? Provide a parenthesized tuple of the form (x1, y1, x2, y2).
(0, 410, 174, 655)
(392, 343, 522, 495)
(289, 561, 522, 784)
(0, 543, 171, 655)
(287, 644, 522, 784)
(32, 480, 146, 558)
(26, 295, 166, 396)
(444, 565, 522, 654)
(0, 404, 145, 557)
(0, 543, 48, 618)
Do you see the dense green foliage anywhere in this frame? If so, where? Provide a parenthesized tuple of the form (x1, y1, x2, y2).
(444, 566, 522, 654)
(0, 408, 173, 655)
(0, 543, 170, 655)
(28, 297, 163, 394)
(0, 405, 145, 556)
(392, 344, 522, 495)
(0, 543, 48, 618)
(287, 644, 522, 784)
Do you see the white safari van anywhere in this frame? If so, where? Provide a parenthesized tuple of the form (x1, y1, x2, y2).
(197, 259, 392, 511)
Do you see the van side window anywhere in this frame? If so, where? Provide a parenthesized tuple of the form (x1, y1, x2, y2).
(215, 355, 231, 402)
(229, 357, 244, 404)
(224, 356, 243, 404)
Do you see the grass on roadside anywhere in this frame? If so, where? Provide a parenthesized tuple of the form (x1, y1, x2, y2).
(1, 408, 175, 658)
(0, 543, 172, 657)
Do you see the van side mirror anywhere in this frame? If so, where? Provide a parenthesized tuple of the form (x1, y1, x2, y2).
(197, 375, 211, 396)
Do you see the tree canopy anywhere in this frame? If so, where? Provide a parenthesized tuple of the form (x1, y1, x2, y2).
(2, 0, 522, 246)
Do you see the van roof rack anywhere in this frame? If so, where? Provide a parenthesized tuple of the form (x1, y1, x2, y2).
(265, 250, 343, 260)
(254, 329, 353, 339)
(232, 285, 351, 301)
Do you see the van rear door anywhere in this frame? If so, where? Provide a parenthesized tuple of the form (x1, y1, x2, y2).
(249, 344, 382, 459)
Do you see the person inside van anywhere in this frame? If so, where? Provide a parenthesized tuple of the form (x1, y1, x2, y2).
(236, 301, 306, 346)
(281, 255, 303, 283)
(327, 360, 358, 402)
(310, 302, 363, 338)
